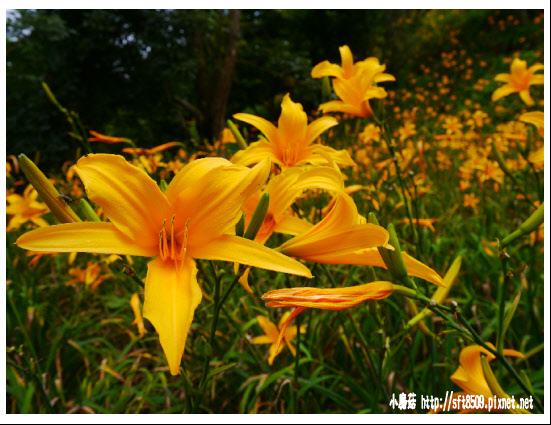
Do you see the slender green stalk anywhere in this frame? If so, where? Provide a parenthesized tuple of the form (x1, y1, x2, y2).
(496, 253, 510, 356)
(192, 262, 243, 413)
(293, 312, 301, 413)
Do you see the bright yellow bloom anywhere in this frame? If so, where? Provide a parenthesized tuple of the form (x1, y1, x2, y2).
(6, 184, 50, 231)
(262, 281, 394, 355)
(16, 154, 312, 375)
(476, 159, 504, 185)
(398, 122, 417, 142)
(231, 93, 352, 169)
(312, 46, 395, 118)
(252, 313, 305, 365)
(130, 293, 147, 338)
(431, 343, 526, 413)
(359, 123, 381, 143)
(492, 58, 544, 106)
(442, 116, 463, 135)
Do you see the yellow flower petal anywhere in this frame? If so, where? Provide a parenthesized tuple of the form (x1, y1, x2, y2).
(518, 89, 535, 106)
(16, 222, 156, 257)
(233, 113, 279, 145)
(273, 215, 314, 236)
(142, 256, 202, 375)
(190, 234, 312, 278)
(231, 140, 278, 167)
(278, 94, 308, 149)
(491, 85, 518, 102)
(252, 335, 276, 345)
(256, 315, 279, 340)
(311, 60, 345, 79)
(304, 116, 339, 148)
(74, 154, 172, 250)
(339, 45, 354, 77)
(170, 159, 271, 248)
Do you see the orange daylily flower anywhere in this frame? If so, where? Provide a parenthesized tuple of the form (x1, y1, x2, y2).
(67, 261, 110, 291)
(398, 122, 417, 142)
(442, 116, 463, 135)
(6, 184, 50, 231)
(312, 45, 395, 118)
(252, 313, 305, 365)
(492, 58, 544, 106)
(231, 93, 352, 169)
(16, 154, 312, 375)
(122, 141, 184, 155)
(262, 281, 394, 355)
(402, 218, 439, 232)
(463, 193, 480, 209)
(88, 130, 131, 144)
(430, 343, 526, 413)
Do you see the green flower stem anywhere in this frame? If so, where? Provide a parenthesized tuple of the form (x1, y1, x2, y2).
(192, 263, 244, 413)
(374, 102, 421, 259)
(496, 253, 510, 357)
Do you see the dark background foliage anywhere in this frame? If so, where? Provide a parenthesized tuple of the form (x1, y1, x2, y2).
(6, 9, 543, 168)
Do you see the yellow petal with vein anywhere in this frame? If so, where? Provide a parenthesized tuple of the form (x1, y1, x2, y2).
(172, 159, 271, 248)
(16, 222, 156, 257)
(75, 154, 172, 249)
(278, 94, 307, 148)
(190, 234, 312, 278)
(304, 116, 339, 148)
(273, 215, 314, 236)
(311, 60, 344, 79)
(256, 315, 279, 340)
(230, 140, 278, 167)
(234, 113, 278, 145)
(142, 256, 202, 375)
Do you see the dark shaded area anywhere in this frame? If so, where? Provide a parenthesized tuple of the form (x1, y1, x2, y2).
(6, 9, 543, 169)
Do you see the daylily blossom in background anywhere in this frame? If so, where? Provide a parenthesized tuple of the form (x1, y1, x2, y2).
(430, 343, 526, 413)
(16, 154, 312, 375)
(231, 93, 353, 169)
(88, 130, 132, 144)
(491, 58, 544, 106)
(66, 261, 110, 291)
(122, 141, 185, 155)
(311, 45, 395, 118)
(252, 313, 305, 365)
(6, 184, 50, 231)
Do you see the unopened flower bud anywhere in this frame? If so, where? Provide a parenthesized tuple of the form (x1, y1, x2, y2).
(18, 154, 81, 224)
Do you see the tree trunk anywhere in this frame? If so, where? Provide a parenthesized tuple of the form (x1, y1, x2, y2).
(210, 10, 241, 141)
